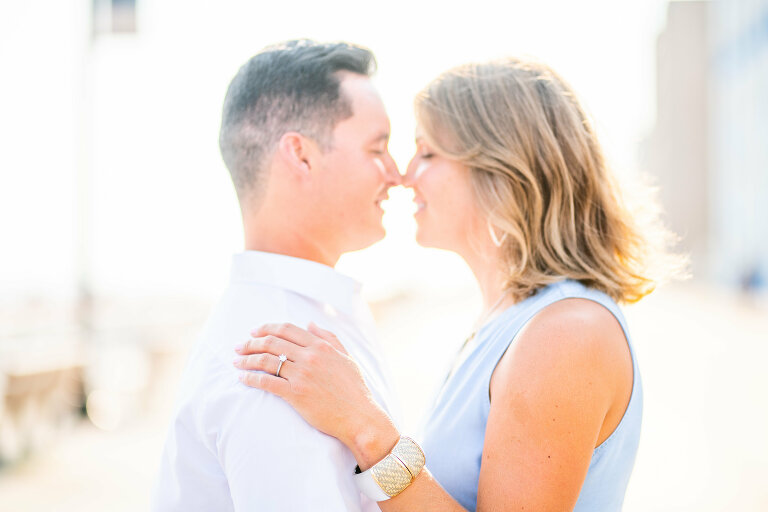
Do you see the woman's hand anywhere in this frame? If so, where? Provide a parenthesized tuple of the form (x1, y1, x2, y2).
(235, 322, 469, 512)
(233, 322, 399, 469)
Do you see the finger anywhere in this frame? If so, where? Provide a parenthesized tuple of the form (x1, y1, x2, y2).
(233, 353, 294, 378)
(236, 335, 300, 359)
(238, 370, 292, 399)
(250, 323, 317, 347)
(307, 322, 349, 355)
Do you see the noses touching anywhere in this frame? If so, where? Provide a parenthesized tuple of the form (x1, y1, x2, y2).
(386, 157, 402, 188)
(377, 153, 423, 197)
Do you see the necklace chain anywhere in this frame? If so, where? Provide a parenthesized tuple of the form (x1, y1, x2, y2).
(463, 289, 510, 347)
(439, 289, 512, 393)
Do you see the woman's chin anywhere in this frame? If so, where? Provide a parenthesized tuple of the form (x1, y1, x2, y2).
(414, 226, 430, 248)
(414, 227, 444, 250)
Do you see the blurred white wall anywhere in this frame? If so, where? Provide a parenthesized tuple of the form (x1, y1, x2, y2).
(645, 1, 710, 276)
(0, 1, 90, 300)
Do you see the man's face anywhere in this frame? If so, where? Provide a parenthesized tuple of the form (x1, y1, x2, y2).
(312, 74, 401, 252)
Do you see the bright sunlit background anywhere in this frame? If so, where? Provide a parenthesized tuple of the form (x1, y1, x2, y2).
(1, 0, 767, 510)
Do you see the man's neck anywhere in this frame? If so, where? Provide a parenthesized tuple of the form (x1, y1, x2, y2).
(243, 217, 340, 268)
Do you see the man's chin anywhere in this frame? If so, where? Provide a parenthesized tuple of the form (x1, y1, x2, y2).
(346, 225, 386, 253)
(365, 225, 387, 247)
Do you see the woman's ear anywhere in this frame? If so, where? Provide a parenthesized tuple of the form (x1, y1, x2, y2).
(277, 132, 316, 178)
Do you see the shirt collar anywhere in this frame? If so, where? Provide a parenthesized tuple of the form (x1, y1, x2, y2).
(229, 251, 363, 318)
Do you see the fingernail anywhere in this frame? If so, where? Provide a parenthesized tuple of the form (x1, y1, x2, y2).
(233, 356, 243, 366)
(250, 328, 260, 336)
(238, 371, 246, 382)
(234, 343, 244, 352)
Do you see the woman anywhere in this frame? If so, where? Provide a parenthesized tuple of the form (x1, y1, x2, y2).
(233, 58, 682, 510)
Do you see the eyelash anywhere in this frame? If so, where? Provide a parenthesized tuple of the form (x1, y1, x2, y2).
(421, 153, 434, 159)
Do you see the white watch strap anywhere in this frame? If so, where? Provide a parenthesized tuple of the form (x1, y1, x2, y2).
(355, 465, 392, 502)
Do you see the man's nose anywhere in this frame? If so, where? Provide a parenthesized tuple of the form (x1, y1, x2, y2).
(384, 153, 402, 186)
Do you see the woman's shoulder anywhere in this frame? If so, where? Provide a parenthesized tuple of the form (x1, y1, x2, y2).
(492, 290, 632, 410)
(518, 296, 626, 363)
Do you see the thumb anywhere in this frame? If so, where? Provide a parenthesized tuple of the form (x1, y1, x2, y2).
(308, 322, 349, 355)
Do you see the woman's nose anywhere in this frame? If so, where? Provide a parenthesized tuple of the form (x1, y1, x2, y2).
(403, 156, 418, 187)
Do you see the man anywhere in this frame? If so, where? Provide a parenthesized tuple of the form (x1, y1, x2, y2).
(152, 40, 401, 511)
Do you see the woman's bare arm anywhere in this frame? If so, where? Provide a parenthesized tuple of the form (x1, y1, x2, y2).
(477, 298, 632, 510)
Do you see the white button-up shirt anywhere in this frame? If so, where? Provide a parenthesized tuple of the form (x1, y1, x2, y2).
(152, 251, 398, 511)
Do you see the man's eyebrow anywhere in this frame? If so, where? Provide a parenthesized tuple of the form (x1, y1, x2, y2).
(369, 132, 390, 144)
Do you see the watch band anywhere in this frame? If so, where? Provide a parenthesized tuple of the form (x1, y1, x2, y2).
(354, 436, 426, 501)
(355, 463, 392, 502)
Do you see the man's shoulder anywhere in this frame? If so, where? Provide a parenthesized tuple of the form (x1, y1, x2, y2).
(173, 350, 346, 464)
(173, 283, 319, 422)
(198, 283, 294, 352)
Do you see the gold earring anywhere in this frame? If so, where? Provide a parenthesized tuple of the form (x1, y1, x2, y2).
(487, 220, 507, 247)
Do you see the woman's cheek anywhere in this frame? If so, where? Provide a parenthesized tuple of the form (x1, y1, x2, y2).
(413, 161, 431, 182)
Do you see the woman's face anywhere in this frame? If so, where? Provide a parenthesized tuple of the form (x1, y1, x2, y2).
(404, 130, 485, 253)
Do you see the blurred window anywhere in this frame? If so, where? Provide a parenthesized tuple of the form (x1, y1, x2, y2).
(93, 0, 137, 35)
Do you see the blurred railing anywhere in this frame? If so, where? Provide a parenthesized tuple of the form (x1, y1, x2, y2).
(0, 296, 208, 466)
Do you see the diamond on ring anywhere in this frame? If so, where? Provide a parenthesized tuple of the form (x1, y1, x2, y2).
(275, 354, 287, 377)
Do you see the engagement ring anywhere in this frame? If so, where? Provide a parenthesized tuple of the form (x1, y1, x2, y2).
(275, 354, 287, 377)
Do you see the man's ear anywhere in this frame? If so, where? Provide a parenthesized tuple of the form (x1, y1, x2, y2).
(276, 132, 317, 178)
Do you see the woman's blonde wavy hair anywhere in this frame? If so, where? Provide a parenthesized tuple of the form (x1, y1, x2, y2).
(415, 58, 685, 304)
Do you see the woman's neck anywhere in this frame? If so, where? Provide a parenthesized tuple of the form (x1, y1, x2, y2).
(459, 243, 513, 315)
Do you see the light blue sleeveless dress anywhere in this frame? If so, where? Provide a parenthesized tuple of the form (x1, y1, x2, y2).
(420, 279, 642, 511)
